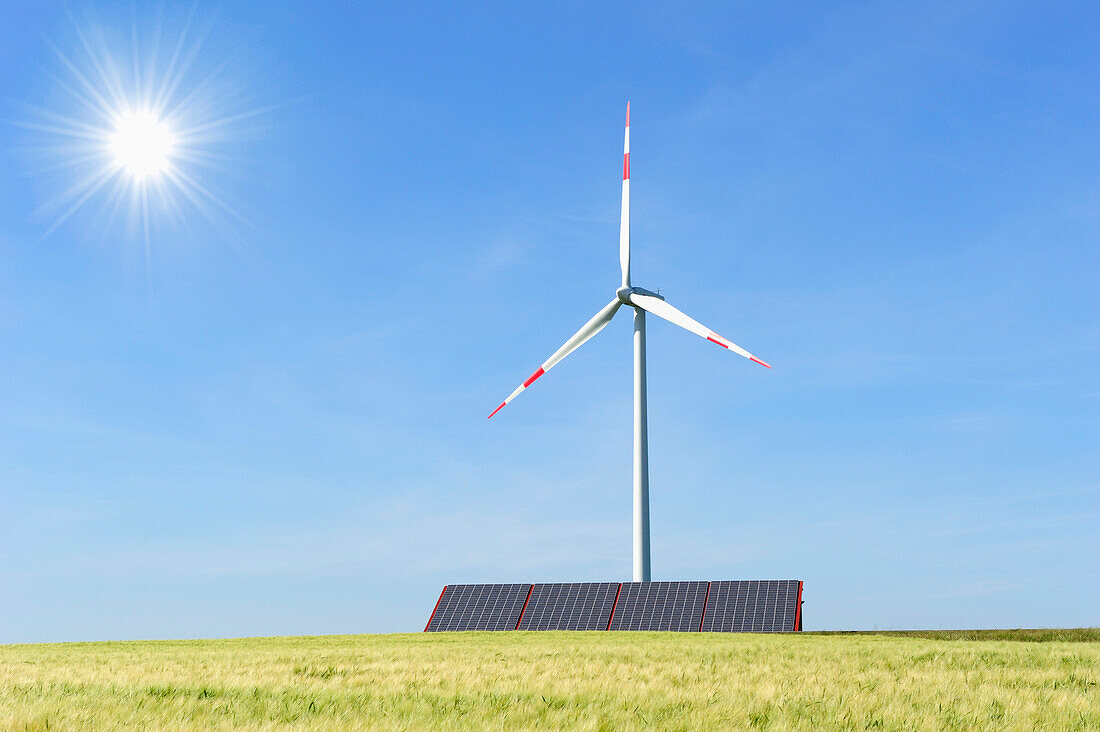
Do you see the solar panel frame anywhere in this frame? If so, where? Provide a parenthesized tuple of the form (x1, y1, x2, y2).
(517, 582, 620, 631)
(700, 580, 801, 632)
(424, 583, 532, 632)
(607, 581, 709, 632)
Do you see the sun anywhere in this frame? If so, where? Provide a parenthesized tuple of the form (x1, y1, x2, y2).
(18, 5, 274, 251)
(110, 112, 174, 179)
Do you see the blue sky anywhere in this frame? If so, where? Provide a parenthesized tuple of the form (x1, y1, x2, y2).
(1, 1, 1097, 642)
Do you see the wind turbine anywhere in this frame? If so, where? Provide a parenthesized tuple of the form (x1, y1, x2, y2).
(488, 103, 771, 582)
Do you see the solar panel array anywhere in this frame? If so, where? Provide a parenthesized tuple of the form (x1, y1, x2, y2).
(424, 584, 531, 632)
(425, 580, 802, 632)
(700, 580, 801, 633)
(607, 581, 710, 631)
(517, 582, 620, 630)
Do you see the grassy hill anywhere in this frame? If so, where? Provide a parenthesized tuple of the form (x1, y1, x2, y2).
(2, 629, 1098, 730)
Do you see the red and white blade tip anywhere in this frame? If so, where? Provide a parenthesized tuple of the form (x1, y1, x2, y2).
(707, 333, 772, 368)
(523, 367, 545, 387)
(625, 101, 630, 127)
(487, 367, 546, 418)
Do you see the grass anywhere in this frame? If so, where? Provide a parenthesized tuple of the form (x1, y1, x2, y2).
(808, 628, 1100, 643)
(1, 630, 1098, 730)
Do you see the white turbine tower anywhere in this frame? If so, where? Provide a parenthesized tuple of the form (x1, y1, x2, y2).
(489, 103, 771, 582)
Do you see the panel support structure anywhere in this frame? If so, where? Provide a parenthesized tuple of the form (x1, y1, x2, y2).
(633, 307, 651, 582)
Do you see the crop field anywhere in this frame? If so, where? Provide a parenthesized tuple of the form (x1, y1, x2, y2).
(2, 629, 1098, 730)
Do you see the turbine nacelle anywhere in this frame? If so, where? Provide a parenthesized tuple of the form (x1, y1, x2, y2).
(616, 286, 664, 306)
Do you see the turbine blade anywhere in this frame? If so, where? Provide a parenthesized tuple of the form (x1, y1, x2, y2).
(489, 299, 623, 418)
(619, 102, 630, 288)
(629, 293, 772, 368)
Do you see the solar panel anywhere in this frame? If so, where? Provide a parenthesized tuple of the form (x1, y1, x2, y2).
(517, 582, 620, 630)
(700, 580, 801, 632)
(607, 581, 709, 631)
(424, 583, 532, 631)
(424, 580, 803, 632)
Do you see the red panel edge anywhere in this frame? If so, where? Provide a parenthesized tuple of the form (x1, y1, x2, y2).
(707, 335, 728, 348)
(698, 581, 712, 632)
(750, 355, 772, 369)
(424, 585, 447, 632)
(606, 582, 623, 631)
(514, 585, 534, 630)
(794, 581, 803, 632)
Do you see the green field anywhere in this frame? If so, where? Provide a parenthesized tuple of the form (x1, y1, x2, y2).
(2, 630, 1098, 730)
